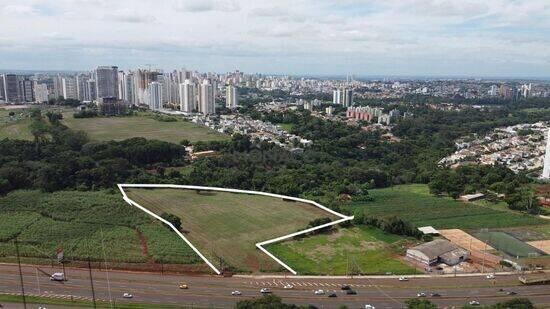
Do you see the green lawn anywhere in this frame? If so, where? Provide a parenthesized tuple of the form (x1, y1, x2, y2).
(352, 184, 548, 230)
(267, 226, 417, 275)
(0, 108, 34, 140)
(124, 188, 338, 273)
(0, 190, 200, 265)
(62, 113, 228, 143)
(278, 123, 294, 132)
(474, 231, 546, 258)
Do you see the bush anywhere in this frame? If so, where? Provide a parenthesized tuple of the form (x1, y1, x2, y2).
(160, 212, 182, 231)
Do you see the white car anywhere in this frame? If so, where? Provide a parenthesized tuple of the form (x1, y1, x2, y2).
(260, 288, 271, 294)
(231, 291, 242, 296)
(122, 293, 133, 299)
(365, 305, 376, 309)
(399, 276, 408, 281)
(283, 284, 294, 289)
(469, 300, 480, 306)
(314, 289, 325, 295)
(417, 292, 426, 297)
(486, 274, 495, 279)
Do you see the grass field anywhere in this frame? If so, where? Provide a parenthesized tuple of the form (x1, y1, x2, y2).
(474, 231, 546, 258)
(124, 188, 339, 273)
(0, 190, 200, 265)
(352, 184, 548, 230)
(267, 226, 417, 275)
(0, 108, 34, 140)
(62, 113, 228, 143)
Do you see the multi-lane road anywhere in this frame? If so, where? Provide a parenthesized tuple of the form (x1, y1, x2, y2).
(0, 264, 548, 308)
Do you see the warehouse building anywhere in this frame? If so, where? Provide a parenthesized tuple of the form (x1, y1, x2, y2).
(406, 239, 469, 266)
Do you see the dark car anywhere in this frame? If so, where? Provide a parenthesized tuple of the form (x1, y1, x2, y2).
(341, 285, 351, 290)
(346, 289, 357, 295)
(506, 291, 517, 295)
(328, 293, 337, 298)
(430, 293, 441, 297)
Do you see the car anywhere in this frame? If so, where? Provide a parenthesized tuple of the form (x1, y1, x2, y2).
(365, 305, 376, 309)
(398, 276, 409, 281)
(260, 288, 271, 294)
(417, 292, 426, 297)
(122, 293, 133, 299)
(179, 284, 188, 289)
(283, 284, 293, 289)
(506, 291, 517, 295)
(430, 293, 441, 297)
(328, 293, 337, 298)
(486, 274, 495, 279)
(469, 300, 480, 306)
(314, 289, 325, 295)
(341, 285, 351, 290)
(346, 289, 357, 295)
(231, 291, 242, 296)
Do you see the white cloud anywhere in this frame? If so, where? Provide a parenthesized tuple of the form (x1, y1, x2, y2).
(174, 0, 240, 12)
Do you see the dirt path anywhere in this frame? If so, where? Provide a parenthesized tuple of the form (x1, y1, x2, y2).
(135, 228, 153, 263)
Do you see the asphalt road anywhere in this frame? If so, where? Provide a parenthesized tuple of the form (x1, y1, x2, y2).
(0, 264, 548, 308)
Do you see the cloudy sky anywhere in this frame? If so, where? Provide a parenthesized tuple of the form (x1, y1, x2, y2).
(1, 0, 549, 77)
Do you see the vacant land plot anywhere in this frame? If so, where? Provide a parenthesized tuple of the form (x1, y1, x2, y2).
(267, 226, 417, 275)
(0, 190, 199, 265)
(474, 231, 546, 258)
(352, 184, 548, 229)
(124, 188, 339, 273)
(527, 240, 550, 254)
(0, 108, 34, 140)
(439, 229, 494, 252)
(62, 113, 228, 143)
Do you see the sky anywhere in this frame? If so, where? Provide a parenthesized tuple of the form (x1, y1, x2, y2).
(0, 0, 549, 77)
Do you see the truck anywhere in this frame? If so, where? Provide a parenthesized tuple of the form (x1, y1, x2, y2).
(50, 272, 65, 281)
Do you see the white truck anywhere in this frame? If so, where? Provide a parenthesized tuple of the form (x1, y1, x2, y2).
(50, 272, 64, 281)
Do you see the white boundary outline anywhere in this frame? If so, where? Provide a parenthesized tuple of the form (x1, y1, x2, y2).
(118, 184, 353, 275)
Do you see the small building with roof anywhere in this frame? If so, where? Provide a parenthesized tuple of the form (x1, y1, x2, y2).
(406, 239, 469, 266)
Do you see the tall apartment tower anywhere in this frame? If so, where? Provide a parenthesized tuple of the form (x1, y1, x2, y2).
(542, 129, 550, 179)
(343, 88, 353, 107)
(199, 79, 215, 115)
(226, 85, 238, 108)
(179, 79, 195, 113)
(149, 81, 162, 111)
(332, 89, 341, 104)
(95, 66, 119, 99)
(62, 77, 77, 100)
(2, 74, 18, 103)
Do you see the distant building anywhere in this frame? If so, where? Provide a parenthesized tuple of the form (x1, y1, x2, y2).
(458, 193, 485, 202)
(34, 83, 49, 103)
(226, 85, 238, 108)
(97, 97, 128, 116)
(542, 129, 550, 179)
(332, 89, 341, 104)
(149, 81, 162, 111)
(343, 88, 353, 107)
(179, 79, 195, 113)
(62, 77, 77, 100)
(199, 79, 215, 115)
(406, 239, 469, 266)
(95, 66, 119, 99)
(3, 74, 19, 103)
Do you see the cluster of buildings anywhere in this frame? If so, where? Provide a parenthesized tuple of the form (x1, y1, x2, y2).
(439, 122, 550, 174)
(346, 106, 411, 125)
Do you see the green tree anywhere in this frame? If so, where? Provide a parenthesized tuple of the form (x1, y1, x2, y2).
(405, 298, 437, 309)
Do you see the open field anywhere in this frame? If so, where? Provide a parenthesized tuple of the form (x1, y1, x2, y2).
(527, 240, 550, 254)
(439, 229, 494, 252)
(0, 108, 34, 140)
(0, 190, 200, 265)
(474, 231, 546, 258)
(124, 187, 339, 273)
(352, 184, 549, 230)
(62, 112, 228, 143)
(266, 226, 417, 275)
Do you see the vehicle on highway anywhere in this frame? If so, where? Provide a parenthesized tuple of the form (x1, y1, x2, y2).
(122, 293, 133, 299)
(506, 291, 517, 295)
(260, 288, 271, 294)
(314, 289, 325, 295)
(231, 291, 242, 296)
(341, 285, 351, 290)
(365, 305, 376, 309)
(283, 284, 293, 289)
(328, 293, 337, 298)
(417, 292, 426, 297)
(430, 293, 441, 297)
(346, 289, 357, 295)
(179, 283, 188, 289)
(486, 274, 495, 279)
(398, 276, 408, 281)
(50, 272, 64, 281)
(469, 300, 480, 306)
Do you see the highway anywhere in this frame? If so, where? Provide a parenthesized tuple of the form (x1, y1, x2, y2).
(0, 264, 549, 308)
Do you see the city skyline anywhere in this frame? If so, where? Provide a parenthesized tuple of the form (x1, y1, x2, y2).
(0, 0, 549, 77)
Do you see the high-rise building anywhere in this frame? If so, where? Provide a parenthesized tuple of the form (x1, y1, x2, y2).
(226, 85, 238, 108)
(124, 72, 136, 104)
(62, 77, 77, 100)
(199, 79, 215, 115)
(0, 75, 5, 101)
(95, 66, 119, 99)
(179, 79, 195, 113)
(343, 88, 353, 107)
(2, 74, 19, 103)
(117, 71, 126, 100)
(332, 89, 341, 104)
(149, 81, 162, 111)
(17, 76, 34, 102)
(34, 83, 49, 103)
(542, 129, 550, 179)
(76, 74, 91, 102)
(86, 80, 97, 101)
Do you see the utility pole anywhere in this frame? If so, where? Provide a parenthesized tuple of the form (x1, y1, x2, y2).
(88, 259, 97, 309)
(15, 240, 27, 309)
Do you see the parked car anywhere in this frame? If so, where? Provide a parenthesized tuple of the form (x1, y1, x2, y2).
(314, 289, 325, 295)
(365, 305, 376, 309)
(50, 272, 64, 281)
(341, 285, 351, 290)
(260, 288, 271, 294)
(346, 289, 357, 295)
(122, 293, 133, 299)
(179, 283, 188, 289)
(430, 293, 441, 297)
(506, 291, 517, 295)
(469, 300, 480, 306)
(231, 291, 242, 296)
(417, 292, 426, 297)
(283, 284, 293, 289)
(328, 293, 337, 298)
(486, 274, 495, 279)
